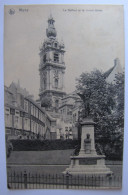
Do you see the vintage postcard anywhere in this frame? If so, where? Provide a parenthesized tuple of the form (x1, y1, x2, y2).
(4, 4, 124, 189)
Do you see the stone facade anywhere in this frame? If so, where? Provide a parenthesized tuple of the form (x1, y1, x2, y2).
(39, 15, 66, 113)
(4, 82, 56, 140)
(59, 92, 81, 123)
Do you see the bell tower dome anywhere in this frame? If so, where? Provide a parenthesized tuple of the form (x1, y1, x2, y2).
(39, 15, 66, 112)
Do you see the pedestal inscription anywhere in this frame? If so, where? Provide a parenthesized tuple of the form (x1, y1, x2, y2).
(79, 158, 97, 165)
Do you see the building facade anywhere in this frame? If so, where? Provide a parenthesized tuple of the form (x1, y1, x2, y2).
(58, 92, 81, 122)
(5, 82, 56, 140)
(39, 15, 66, 113)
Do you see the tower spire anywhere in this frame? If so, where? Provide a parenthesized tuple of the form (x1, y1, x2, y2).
(46, 15, 57, 39)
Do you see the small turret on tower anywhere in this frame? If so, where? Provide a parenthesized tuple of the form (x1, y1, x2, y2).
(46, 14, 57, 39)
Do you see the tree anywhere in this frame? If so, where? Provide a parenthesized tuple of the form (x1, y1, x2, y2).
(76, 70, 124, 159)
(41, 96, 52, 108)
(110, 72, 124, 159)
(113, 73, 124, 130)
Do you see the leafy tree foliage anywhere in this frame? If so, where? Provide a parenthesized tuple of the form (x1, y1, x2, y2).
(76, 70, 124, 160)
(41, 96, 52, 108)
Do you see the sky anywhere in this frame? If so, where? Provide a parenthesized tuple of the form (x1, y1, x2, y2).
(4, 4, 125, 99)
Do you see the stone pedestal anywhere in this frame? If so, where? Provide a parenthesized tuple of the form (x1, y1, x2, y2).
(63, 118, 113, 176)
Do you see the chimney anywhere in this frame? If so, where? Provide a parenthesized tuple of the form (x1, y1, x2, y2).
(114, 58, 120, 67)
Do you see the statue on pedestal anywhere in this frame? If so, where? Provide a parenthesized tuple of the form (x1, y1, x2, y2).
(77, 91, 91, 118)
(63, 91, 113, 177)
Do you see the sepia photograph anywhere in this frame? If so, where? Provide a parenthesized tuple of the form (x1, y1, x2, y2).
(4, 4, 124, 190)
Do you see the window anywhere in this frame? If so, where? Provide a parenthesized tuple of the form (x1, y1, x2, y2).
(6, 129, 11, 134)
(35, 124, 38, 134)
(55, 100, 59, 108)
(35, 108, 36, 117)
(5, 114, 9, 124)
(25, 118, 27, 126)
(55, 79, 58, 88)
(54, 53, 59, 62)
(43, 54, 46, 63)
(5, 114, 9, 120)
(73, 114, 76, 123)
(15, 116, 19, 123)
(33, 122, 35, 132)
(33, 106, 35, 116)
(65, 127, 68, 131)
(31, 121, 33, 132)
(69, 127, 72, 132)
(50, 20, 53, 25)
(39, 111, 40, 120)
(54, 43, 57, 48)
(67, 109, 72, 115)
(44, 79, 46, 89)
(24, 100, 28, 112)
(42, 113, 45, 122)
(31, 104, 33, 115)
(75, 113, 76, 121)
(40, 112, 42, 121)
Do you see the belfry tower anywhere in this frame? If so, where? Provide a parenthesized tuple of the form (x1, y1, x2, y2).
(39, 15, 66, 112)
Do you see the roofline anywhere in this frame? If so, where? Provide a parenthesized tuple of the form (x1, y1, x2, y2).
(39, 90, 66, 96)
(59, 103, 73, 109)
(104, 64, 116, 79)
(5, 103, 24, 112)
(25, 96, 46, 114)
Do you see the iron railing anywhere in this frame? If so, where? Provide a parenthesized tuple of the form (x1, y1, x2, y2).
(7, 171, 122, 190)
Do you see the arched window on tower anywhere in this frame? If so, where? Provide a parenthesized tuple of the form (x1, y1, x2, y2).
(55, 100, 59, 109)
(55, 78, 58, 88)
(54, 53, 59, 62)
(44, 79, 46, 89)
(43, 54, 46, 63)
(54, 43, 57, 48)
